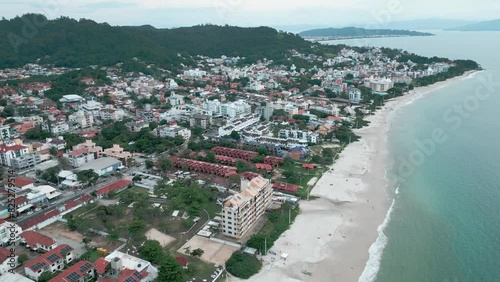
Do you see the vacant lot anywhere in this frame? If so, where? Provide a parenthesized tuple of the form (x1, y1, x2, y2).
(145, 228, 176, 247)
(179, 236, 239, 266)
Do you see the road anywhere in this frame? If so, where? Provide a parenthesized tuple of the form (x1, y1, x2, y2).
(15, 175, 120, 226)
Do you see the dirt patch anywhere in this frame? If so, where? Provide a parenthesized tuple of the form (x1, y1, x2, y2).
(145, 228, 176, 247)
(39, 222, 84, 242)
(178, 236, 239, 266)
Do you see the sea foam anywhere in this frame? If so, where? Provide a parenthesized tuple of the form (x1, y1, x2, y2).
(358, 185, 400, 282)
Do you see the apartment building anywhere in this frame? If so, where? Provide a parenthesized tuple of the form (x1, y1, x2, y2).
(74, 140, 103, 159)
(102, 145, 132, 163)
(221, 176, 273, 240)
(152, 125, 191, 140)
(64, 148, 95, 168)
(0, 219, 22, 246)
(0, 143, 30, 167)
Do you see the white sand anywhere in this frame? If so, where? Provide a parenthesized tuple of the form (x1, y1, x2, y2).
(229, 71, 480, 282)
(145, 228, 176, 247)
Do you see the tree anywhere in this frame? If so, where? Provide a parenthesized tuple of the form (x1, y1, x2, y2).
(38, 271, 55, 282)
(226, 252, 262, 279)
(76, 169, 99, 187)
(132, 175, 142, 182)
(49, 147, 58, 156)
(18, 253, 29, 265)
(229, 130, 240, 140)
(344, 73, 354, 80)
(253, 155, 265, 163)
(190, 248, 204, 258)
(128, 219, 146, 234)
(157, 156, 172, 171)
(149, 121, 158, 130)
(158, 256, 184, 282)
(82, 237, 92, 248)
(145, 160, 154, 169)
(139, 240, 165, 264)
(24, 128, 51, 140)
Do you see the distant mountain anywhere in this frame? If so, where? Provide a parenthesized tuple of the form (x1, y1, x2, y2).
(446, 19, 500, 31)
(299, 27, 433, 39)
(378, 19, 474, 31)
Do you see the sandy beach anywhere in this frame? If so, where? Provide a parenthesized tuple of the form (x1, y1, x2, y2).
(229, 71, 480, 282)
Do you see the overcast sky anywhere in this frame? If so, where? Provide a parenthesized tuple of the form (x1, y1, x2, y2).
(1, 0, 498, 29)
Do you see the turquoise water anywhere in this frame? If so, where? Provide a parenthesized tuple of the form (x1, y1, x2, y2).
(329, 32, 500, 282)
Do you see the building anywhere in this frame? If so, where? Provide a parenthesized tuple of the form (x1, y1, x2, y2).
(32, 185, 62, 202)
(0, 247, 16, 275)
(218, 113, 260, 136)
(0, 143, 30, 167)
(152, 125, 191, 140)
(44, 120, 70, 135)
(20, 231, 57, 252)
(73, 140, 103, 159)
(68, 110, 94, 129)
(272, 181, 299, 194)
(221, 176, 273, 240)
(11, 152, 41, 170)
(279, 129, 319, 144)
(170, 157, 238, 177)
(76, 157, 123, 177)
(24, 244, 75, 281)
(0, 219, 22, 246)
(189, 114, 212, 129)
(103, 251, 158, 281)
(364, 77, 394, 93)
(221, 100, 251, 119)
(49, 260, 95, 282)
(211, 147, 258, 162)
(348, 88, 362, 104)
(102, 145, 132, 163)
(64, 148, 95, 168)
(3, 176, 35, 192)
(96, 179, 132, 199)
(59, 94, 84, 103)
(0, 126, 11, 141)
(125, 122, 149, 132)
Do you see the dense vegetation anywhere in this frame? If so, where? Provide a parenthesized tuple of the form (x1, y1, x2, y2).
(299, 27, 433, 38)
(225, 252, 262, 279)
(0, 14, 311, 69)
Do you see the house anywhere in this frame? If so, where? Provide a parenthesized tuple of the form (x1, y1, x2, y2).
(0, 247, 17, 274)
(49, 260, 95, 282)
(96, 179, 132, 199)
(272, 181, 299, 194)
(302, 164, 316, 170)
(20, 231, 57, 252)
(3, 176, 35, 192)
(103, 251, 158, 281)
(348, 87, 362, 104)
(0, 219, 22, 246)
(151, 125, 191, 140)
(24, 244, 75, 281)
(32, 185, 62, 203)
(0, 143, 30, 167)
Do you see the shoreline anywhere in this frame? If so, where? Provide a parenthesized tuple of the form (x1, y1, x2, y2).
(230, 70, 481, 282)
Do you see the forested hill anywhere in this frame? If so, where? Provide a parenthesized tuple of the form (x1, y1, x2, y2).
(299, 27, 433, 38)
(0, 14, 311, 69)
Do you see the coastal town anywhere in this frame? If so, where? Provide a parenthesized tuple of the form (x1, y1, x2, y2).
(0, 43, 476, 282)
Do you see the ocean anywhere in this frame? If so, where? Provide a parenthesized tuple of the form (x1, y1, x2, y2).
(327, 31, 500, 282)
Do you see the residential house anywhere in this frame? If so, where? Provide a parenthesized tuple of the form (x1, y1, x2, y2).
(348, 87, 362, 104)
(24, 244, 75, 281)
(0, 247, 17, 274)
(49, 260, 95, 282)
(152, 125, 191, 140)
(0, 143, 30, 167)
(3, 176, 35, 192)
(20, 231, 57, 252)
(221, 176, 273, 240)
(68, 110, 94, 129)
(32, 185, 62, 203)
(0, 219, 22, 246)
(102, 251, 158, 281)
(189, 114, 212, 129)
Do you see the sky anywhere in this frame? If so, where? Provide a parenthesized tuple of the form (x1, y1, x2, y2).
(1, 0, 499, 30)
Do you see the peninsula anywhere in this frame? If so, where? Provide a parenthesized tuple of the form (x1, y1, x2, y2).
(299, 27, 434, 41)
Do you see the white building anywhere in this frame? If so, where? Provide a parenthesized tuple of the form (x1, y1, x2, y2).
(0, 219, 22, 246)
(0, 126, 11, 141)
(24, 244, 75, 281)
(279, 129, 319, 144)
(100, 108, 125, 121)
(69, 110, 94, 129)
(221, 100, 252, 119)
(80, 100, 102, 116)
(105, 251, 158, 281)
(152, 125, 191, 140)
(222, 176, 273, 240)
(0, 143, 30, 167)
(63, 148, 96, 168)
(218, 113, 260, 136)
(183, 69, 207, 78)
(364, 77, 394, 93)
(348, 88, 362, 104)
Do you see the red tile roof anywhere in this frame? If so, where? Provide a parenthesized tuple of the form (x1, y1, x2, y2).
(25, 244, 74, 272)
(272, 181, 299, 193)
(302, 164, 316, 169)
(95, 257, 109, 275)
(0, 247, 12, 262)
(240, 172, 263, 181)
(97, 179, 132, 196)
(14, 196, 28, 206)
(255, 163, 273, 171)
(3, 177, 35, 188)
(20, 230, 56, 249)
(0, 144, 27, 153)
(49, 260, 95, 282)
(64, 194, 93, 210)
(20, 209, 61, 230)
(69, 148, 88, 156)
